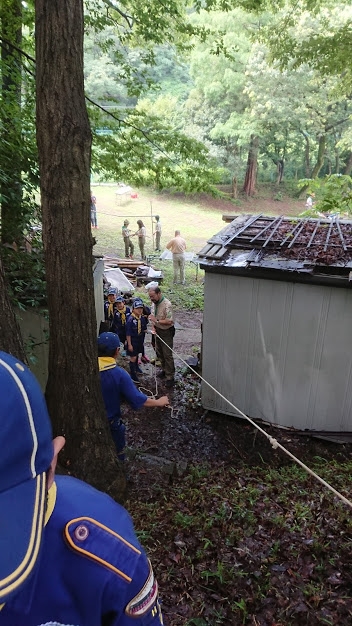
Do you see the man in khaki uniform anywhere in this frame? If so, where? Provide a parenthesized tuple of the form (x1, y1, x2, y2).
(122, 219, 134, 258)
(148, 287, 175, 388)
(166, 230, 187, 285)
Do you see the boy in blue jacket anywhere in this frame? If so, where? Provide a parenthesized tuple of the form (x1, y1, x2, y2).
(0, 350, 167, 625)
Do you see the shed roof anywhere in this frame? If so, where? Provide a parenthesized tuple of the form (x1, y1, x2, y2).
(198, 214, 352, 286)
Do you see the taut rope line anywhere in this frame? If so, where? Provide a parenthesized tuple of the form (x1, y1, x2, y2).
(151, 332, 352, 509)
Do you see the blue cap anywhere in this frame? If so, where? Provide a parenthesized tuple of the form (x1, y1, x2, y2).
(133, 298, 144, 309)
(0, 352, 53, 602)
(116, 296, 124, 303)
(108, 288, 117, 296)
(97, 332, 121, 352)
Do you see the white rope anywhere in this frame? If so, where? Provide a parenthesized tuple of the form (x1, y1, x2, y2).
(152, 331, 352, 510)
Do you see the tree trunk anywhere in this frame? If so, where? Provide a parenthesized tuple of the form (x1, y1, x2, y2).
(301, 131, 310, 178)
(298, 135, 326, 197)
(0, 0, 23, 245)
(35, 0, 125, 500)
(276, 159, 284, 184)
(310, 135, 326, 179)
(0, 253, 26, 361)
(344, 152, 352, 176)
(242, 135, 258, 196)
(231, 175, 237, 199)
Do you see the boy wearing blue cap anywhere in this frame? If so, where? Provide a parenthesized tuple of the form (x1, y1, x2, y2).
(97, 332, 169, 460)
(104, 287, 118, 329)
(126, 298, 148, 382)
(111, 295, 131, 351)
(0, 351, 165, 625)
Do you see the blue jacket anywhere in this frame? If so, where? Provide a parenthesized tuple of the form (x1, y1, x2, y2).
(0, 476, 163, 625)
(126, 315, 148, 347)
(111, 306, 131, 337)
(98, 359, 147, 421)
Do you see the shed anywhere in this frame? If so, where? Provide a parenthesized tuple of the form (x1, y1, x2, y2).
(198, 214, 352, 432)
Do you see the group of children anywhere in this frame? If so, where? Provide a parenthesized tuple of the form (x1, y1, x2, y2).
(104, 288, 151, 382)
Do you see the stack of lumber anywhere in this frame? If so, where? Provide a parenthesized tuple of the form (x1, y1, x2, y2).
(103, 256, 150, 282)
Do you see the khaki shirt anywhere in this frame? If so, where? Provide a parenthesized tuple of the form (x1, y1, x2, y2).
(151, 297, 174, 330)
(166, 236, 186, 254)
(122, 225, 131, 238)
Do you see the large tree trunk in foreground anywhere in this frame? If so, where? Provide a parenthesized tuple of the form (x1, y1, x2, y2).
(242, 135, 259, 196)
(0, 253, 26, 361)
(35, 0, 125, 500)
(0, 0, 23, 245)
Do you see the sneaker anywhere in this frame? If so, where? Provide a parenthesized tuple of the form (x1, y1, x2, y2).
(141, 355, 150, 364)
(157, 370, 166, 378)
(165, 379, 174, 388)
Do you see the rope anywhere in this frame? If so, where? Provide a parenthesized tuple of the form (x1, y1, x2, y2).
(151, 330, 352, 510)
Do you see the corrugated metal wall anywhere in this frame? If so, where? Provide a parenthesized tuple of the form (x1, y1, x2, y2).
(202, 273, 352, 431)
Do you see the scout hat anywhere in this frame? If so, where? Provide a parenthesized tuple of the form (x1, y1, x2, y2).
(108, 287, 117, 296)
(97, 332, 121, 352)
(0, 352, 53, 602)
(132, 298, 144, 309)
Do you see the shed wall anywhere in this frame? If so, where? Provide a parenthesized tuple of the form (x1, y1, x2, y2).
(201, 273, 352, 431)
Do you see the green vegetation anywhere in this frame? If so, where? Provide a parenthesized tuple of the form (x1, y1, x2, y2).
(127, 459, 352, 625)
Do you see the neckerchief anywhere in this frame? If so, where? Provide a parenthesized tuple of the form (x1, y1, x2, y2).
(118, 305, 127, 325)
(98, 356, 117, 372)
(132, 312, 141, 334)
(154, 295, 164, 318)
(107, 301, 114, 318)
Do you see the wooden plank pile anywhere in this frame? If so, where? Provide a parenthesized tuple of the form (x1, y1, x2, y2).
(103, 256, 155, 286)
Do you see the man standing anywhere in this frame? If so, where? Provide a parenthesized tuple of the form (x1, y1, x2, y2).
(166, 229, 187, 285)
(154, 215, 162, 252)
(90, 193, 98, 228)
(148, 287, 175, 388)
(122, 219, 134, 258)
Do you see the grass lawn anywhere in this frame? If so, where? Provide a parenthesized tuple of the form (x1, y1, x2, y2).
(91, 183, 304, 259)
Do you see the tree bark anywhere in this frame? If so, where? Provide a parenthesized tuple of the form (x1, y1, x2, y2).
(0, 0, 23, 245)
(344, 152, 352, 176)
(276, 159, 284, 184)
(0, 253, 26, 361)
(310, 135, 326, 179)
(242, 135, 258, 196)
(35, 0, 125, 499)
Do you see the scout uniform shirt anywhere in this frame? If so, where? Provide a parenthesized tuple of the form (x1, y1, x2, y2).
(111, 305, 131, 343)
(0, 475, 163, 626)
(126, 313, 148, 351)
(150, 297, 174, 331)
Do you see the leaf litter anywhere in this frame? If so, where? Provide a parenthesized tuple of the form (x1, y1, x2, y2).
(121, 311, 352, 626)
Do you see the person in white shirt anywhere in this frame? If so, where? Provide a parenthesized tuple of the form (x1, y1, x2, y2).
(166, 230, 187, 285)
